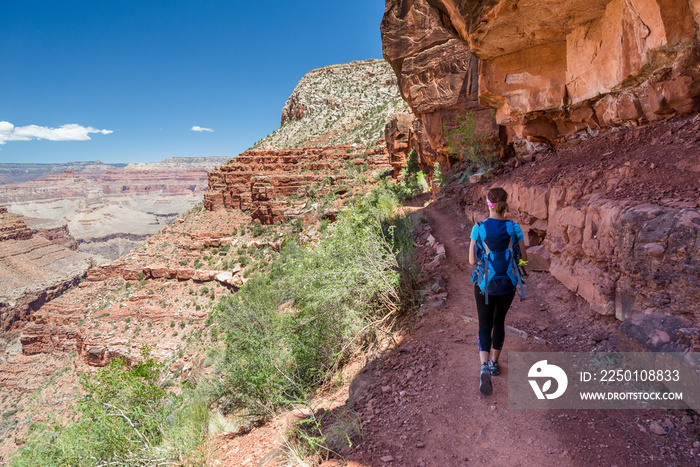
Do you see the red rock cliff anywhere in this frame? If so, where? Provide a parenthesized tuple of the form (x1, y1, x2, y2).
(383, 0, 700, 152)
(381, 0, 500, 162)
(0, 208, 91, 331)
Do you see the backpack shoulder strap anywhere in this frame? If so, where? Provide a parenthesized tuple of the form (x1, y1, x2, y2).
(505, 220, 526, 300)
(505, 220, 517, 241)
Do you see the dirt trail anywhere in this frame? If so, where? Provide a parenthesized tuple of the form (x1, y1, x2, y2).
(344, 197, 698, 467)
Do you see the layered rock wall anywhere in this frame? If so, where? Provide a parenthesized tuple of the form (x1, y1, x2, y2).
(466, 183, 700, 320)
(0, 209, 91, 331)
(204, 146, 393, 224)
(392, 0, 700, 151)
(459, 117, 700, 323)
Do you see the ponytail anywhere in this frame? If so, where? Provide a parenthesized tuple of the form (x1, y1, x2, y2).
(487, 187, 508, 215)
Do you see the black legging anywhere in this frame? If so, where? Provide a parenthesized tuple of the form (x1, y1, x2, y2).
(475, 284, 515, 352)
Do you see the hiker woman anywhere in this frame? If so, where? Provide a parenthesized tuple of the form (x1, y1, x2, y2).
(468, 187, 527, 395)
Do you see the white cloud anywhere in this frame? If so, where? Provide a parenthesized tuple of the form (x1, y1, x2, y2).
(0, 121, 113, 145)
(191, 126, 214, 133)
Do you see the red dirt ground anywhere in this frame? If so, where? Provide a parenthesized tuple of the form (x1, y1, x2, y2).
(340, 197, 699, 467)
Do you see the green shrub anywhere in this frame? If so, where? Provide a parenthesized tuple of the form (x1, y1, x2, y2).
(253, 224, 266, 237)
(395, 148, 429, 199)
(208, 182, 417, 418)
(397, 169, 429, 199)
(11, 350, 208, 466)
(405, 148, 419, 176)
(445, 112, 496, 171)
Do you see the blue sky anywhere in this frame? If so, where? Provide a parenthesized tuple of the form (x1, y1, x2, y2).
(0, 1, 386, 164)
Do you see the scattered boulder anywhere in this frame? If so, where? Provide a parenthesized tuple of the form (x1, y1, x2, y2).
(526, 245, 550, 272)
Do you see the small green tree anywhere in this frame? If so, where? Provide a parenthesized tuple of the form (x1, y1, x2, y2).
(445, 112, 496, 171)
(405, 148, 419, 177)
(398, 148, 428, 198)
(433, 162, 449, 188)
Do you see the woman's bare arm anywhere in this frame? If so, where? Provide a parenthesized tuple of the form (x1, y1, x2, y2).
(469, 239, 476, 265)
(519, 241, 528, 261)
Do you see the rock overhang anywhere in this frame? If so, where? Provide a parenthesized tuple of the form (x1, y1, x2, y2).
(384, 0, 700, 150)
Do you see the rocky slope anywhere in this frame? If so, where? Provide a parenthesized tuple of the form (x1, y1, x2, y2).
(0, 157, 229, 263)
(251, 59, 408, 150)
(382, 0, 700, 154)
(0, 207, 91, 333)
(204, 145, 393, 223)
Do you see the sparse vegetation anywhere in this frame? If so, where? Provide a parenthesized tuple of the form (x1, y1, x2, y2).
(397, 149, 429, 199)
(251, 59, 407, 150)
(11, 349, 208, 466)
(205, 181, 417, 418)
(445, 112, 496, 171)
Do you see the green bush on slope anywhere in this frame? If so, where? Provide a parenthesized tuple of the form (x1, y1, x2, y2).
(208, 180, 417, 418)
(11, 349, 208, 466)
(445, 112, 496, 171)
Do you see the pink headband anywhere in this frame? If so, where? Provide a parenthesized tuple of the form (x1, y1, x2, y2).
(486, 196, 495, 209)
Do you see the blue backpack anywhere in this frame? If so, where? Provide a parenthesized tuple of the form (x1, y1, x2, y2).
(470, 220, 525, 304)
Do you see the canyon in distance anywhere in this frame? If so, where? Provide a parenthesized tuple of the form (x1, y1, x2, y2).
(1, 2, 700, 465)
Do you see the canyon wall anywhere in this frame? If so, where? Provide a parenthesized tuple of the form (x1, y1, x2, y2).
(383, 0, 700, 153)
(0, 207, 91, 332)
(204, 146, 392, 224)
(0, 157, 229, 262)
(381, 0, 500, 165)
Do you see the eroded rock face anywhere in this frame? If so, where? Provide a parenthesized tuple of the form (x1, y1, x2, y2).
(384, 111, 438, 172)
(385, 0, 700, 151)
(204, 146, 393, 224)
(459, 116, 700, 322)
(0, 209, 91, 331)
(381, 0, 499, 162)
(0, 207, 32, 242)
(467, 183, 699, 320)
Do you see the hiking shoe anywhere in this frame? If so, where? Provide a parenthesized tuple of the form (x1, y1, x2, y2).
(488, 359, 500, 376)
(479, 363, 492, 395)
